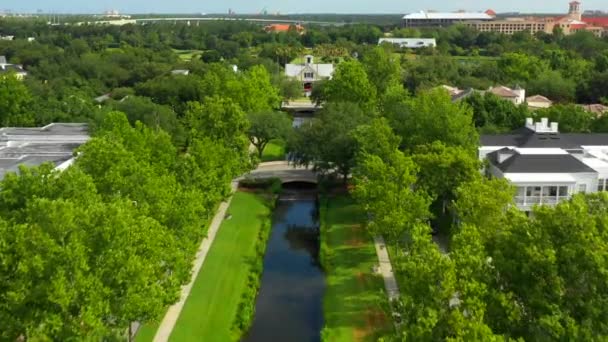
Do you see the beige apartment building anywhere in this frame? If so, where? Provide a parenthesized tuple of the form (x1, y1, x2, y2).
(404, 1, 608, 37)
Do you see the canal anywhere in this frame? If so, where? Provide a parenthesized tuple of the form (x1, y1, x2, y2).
(242, 186, 324, 342)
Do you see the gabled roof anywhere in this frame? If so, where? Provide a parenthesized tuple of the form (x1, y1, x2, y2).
(489, 86, 519, 98)
(488, 149, 596, 173)
(582, 17, 608, 27)
(285, 63, 334, 78)
(526, 95, 552, 103)
(579, 104, 608, 115)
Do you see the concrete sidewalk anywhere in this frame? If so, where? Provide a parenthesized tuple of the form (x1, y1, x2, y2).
(373, 236, 400, 301)
(153, 181, 238, 342)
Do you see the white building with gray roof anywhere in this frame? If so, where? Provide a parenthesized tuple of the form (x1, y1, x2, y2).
(285, 55, 334, 97)
(0, 56, 28, 79)
(0, 123, 89, 179)
(481, 118, 608, 212)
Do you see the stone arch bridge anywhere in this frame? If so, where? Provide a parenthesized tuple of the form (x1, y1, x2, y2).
(240, 161, 318, 184)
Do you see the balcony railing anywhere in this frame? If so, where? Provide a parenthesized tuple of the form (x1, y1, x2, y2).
(515, 196, 570, 206)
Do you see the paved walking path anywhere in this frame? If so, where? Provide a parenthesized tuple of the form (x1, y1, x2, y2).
(152, 181, 238, 342)
(373, 236, 400, 301)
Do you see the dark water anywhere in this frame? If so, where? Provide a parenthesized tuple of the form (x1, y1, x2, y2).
(242, 190, 324, 342)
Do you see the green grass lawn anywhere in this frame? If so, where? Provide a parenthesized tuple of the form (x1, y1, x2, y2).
(166, 192, 271, 342)
(135, 322, 159, 342)
(261, 139, 286, 162)
(172, 49, 203, 61)
(320, 195, 393, 342)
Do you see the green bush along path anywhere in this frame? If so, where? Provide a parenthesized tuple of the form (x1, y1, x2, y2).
(320, 194, 393, 342)
(168, 191, 271, 342)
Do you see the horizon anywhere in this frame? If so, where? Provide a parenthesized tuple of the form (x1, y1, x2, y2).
(1, 0, 607, 16)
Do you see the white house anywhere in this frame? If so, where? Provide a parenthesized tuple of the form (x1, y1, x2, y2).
(0, 56, 27, 79)
(378, 38, 437, 48)
(285, 55, 334, 97)
(480, 118, 608, 212)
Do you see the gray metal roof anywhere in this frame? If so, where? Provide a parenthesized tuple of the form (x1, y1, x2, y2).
(0, 123, 89, 180)
(489, 150, 596, 174)
(481, 127, 608, 149)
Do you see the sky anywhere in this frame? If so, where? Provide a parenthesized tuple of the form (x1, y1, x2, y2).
(1, 0, 607, 15)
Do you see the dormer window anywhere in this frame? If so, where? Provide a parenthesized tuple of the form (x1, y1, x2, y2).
(304, 72, 314, 79)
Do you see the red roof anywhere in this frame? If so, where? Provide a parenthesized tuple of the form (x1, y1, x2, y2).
(583, 17, 608, 27)
(570, 23, 587, 29)
(264, 24, 304, 32)
(485, 9, 497, 16)
(569, 1, 581, 5)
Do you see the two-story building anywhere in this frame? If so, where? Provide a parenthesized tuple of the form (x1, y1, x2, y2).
(480, 118, 608, 212)
(285, 55, 334, 97)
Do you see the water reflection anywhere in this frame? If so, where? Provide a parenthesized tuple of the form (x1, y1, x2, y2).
(242, 194, 324, 342)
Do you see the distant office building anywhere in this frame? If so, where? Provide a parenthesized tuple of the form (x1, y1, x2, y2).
(404, 2, 608, 37)
(378, 38, 437, 48)
(402, 10, 494, 28)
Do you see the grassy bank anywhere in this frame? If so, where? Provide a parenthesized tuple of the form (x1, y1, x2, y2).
(320, 194, 393, 342)
(167, 191, 272, 342)
(261, 139, 286, 162)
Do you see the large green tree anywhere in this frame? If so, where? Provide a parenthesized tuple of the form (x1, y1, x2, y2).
(247, 111, 292, 158)
(322, 60, 377, 107)
(290, 102, 373, 182)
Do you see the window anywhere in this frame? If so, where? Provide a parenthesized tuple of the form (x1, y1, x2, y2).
(303, 72, 314, 79)
(578, 184, 587, 193)
(598, 179, 606, 192)
(559, 186, 569, 197)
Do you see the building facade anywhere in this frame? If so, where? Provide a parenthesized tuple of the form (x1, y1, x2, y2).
(480, 118, 608, 212)
(405, 2, 608, 37)
(378, 38, 437, 48)
(285, 55, 334, 97)
(403, 11, 493, 28)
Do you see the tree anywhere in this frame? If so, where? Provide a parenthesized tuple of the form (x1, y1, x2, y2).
(386, 88, 479, 152)
(412, 142, 481, 223)
(463, 92, 529, 132)
(290, 102, 373, 182)
(247, 111, 292, 158)
(535, 104, 594, 133)
(361, 46, 401, 95)
(527, 70, 576, 103)
(0, 74, 34, 126)
(352, 119, 431, 242)
(498, 52, 548, 83)
(323, 60, 377, 107)
(279, 77, 303, 101)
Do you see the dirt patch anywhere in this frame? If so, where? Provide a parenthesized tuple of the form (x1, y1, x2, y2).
(347, 237, 365, 247)
(355, 271, 371, 287)
(352, 309, 389, 341)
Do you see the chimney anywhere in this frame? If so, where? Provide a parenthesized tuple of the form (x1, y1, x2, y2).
(541, 118, 549, 129)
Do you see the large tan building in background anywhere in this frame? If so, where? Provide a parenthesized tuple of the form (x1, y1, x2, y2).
(404, 2, 608, 37)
